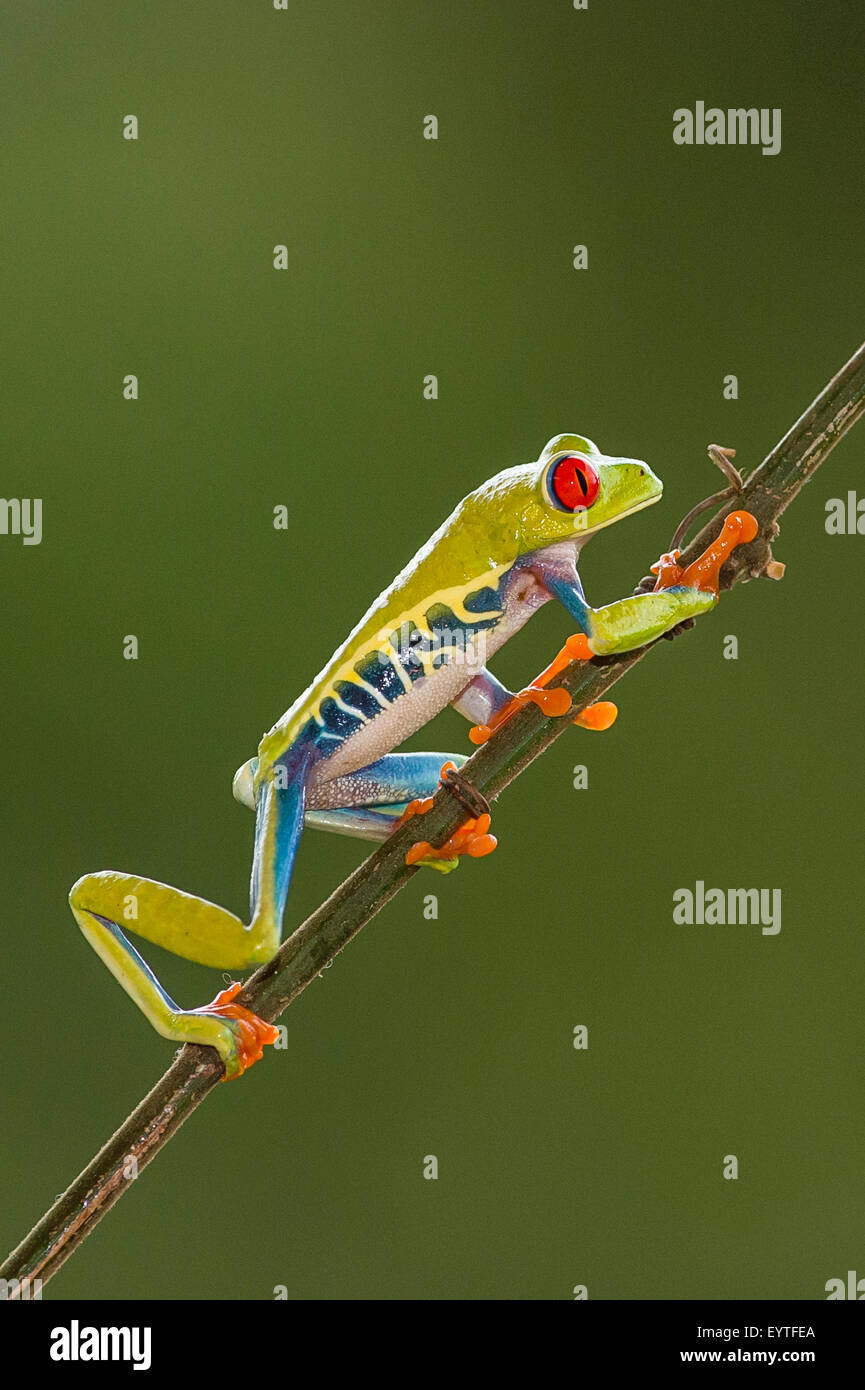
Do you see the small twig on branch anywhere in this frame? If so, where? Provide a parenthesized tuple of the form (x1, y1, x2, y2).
(668, 445, 743, 552)
(3, 341, 864, 1295)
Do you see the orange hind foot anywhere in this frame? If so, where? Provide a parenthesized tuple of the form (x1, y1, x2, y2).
(398, 762, 497, 868)
(404, 811, 497, 867)
(198, 982, 280, 1081)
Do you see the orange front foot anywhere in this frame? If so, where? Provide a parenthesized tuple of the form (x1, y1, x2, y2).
(574, 701, 618, 731)
(198, 982, 280, 1081)
(651, 510, 759, 597)
(469, 632, 616, 744)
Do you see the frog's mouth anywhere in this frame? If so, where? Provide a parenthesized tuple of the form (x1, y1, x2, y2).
(580, 488, 662, 536)
(613, 490, 663, 522)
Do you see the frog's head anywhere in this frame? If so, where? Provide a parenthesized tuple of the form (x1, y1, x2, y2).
(516, 433, 663, 552)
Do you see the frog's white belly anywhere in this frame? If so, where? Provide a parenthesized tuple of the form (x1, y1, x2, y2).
(310, 569, 551, 785)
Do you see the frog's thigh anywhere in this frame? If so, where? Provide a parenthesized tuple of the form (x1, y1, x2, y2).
(308, 752, 467, 811)
(305, 751, 467, 843)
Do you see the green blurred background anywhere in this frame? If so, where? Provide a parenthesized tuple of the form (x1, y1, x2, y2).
(1, 0, 863, 1300)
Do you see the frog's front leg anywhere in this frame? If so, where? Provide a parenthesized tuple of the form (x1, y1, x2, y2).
(453, 656, 617, 745)
(68, 744, 314, 1079)
(533, 561, 716, 656)
(451, 668, 514, 728)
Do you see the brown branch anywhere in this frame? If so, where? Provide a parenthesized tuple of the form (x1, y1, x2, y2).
(3, 340, 864, 1296)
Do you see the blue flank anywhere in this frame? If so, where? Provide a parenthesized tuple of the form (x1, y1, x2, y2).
(306, 575, 511, 761)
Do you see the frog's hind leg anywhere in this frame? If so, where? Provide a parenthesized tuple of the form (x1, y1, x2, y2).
(69, 739, 315, 1079)
(235, 750, 470, 836)
(307, 751, 468, 818)
(303, 750, 468, 843)
(304, 805, 407, 842)
(305, 751, 494, 871)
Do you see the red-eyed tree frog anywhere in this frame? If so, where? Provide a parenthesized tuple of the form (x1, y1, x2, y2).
(70, 434, 753, 1078)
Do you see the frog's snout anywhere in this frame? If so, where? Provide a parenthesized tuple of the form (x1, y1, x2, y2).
(631, 460, 663, 496)
(611, 458, 663, 515)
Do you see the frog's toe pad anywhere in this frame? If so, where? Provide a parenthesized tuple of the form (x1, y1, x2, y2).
(405, 813, 497, 868)
(198, 982, 280, 1081)
(574, 701, 617, 731)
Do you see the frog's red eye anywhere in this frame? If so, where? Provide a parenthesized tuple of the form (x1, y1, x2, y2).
(548, 454, 600, 512)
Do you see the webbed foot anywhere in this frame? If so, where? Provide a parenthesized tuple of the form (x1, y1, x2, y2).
(651, 510, 759, 596)
(396, 763, 497, 869)
(404, 812, 497, 868)
(468, 632, 617, 743)
(195, 982, 280, 1081)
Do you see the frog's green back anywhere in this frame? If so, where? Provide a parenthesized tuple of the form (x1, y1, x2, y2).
(257, 442, 661, 771)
